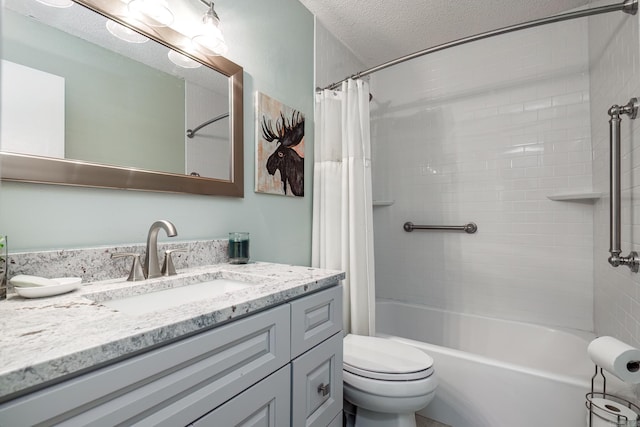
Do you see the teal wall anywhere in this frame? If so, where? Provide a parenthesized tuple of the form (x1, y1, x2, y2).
(0, 0, 315, 267)
(4, 9, 185, 173)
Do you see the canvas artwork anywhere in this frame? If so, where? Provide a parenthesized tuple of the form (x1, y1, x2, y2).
(255, 92, 305, 197)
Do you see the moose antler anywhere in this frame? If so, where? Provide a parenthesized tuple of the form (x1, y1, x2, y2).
(261, 111, 304, 147)
(261, 115, 283, 143)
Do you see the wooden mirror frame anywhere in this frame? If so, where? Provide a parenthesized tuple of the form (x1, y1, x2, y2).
(0, 0, 244, 197)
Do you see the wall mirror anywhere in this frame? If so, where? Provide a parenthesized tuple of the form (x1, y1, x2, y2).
(0, 0, 244, 196)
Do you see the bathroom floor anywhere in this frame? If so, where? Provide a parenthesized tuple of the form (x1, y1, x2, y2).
(416, 415, 451, 427)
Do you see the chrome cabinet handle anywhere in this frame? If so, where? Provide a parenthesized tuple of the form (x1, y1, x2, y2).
(317, 383, 330, 397)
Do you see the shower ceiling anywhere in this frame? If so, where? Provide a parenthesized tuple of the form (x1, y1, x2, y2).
(298, 0, 593, 68)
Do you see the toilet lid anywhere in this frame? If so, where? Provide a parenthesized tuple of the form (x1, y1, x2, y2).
(343, 334, 434, 381)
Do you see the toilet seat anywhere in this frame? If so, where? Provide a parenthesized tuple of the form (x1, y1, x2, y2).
(343, 334, 434, 381)
(342, 334, 438, 421)
(344, 363, 433, 381)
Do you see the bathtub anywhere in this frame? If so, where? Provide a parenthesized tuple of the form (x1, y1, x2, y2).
(376, 299, 597, 427)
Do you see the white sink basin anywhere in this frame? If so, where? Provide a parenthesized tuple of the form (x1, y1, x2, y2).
(98, 278, 253, 315)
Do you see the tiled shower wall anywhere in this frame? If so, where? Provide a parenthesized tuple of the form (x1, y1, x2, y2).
(370, 18, 595, 330)
(314, 19, 365, 91)
(589, 5, 640, 347)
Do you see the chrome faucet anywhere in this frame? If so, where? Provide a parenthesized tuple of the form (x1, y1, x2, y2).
(144, 220, 178, 279)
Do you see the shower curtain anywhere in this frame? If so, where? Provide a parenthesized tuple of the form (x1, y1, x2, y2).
(312, 79, 376, 336)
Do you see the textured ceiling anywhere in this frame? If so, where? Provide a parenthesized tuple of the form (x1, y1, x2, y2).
(298, 0, 593, 69)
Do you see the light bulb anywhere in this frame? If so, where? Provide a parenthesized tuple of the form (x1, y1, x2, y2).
(127, 0, 174, 27)
(192, 32, 227, 56)
(106, 20, 149, 44)
(191, 2, 228, 56)
(167, 50, 202, 69)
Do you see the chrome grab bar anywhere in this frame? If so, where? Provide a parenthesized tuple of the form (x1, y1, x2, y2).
(608, 97, 639, 272)
(403, 222, 477, 234)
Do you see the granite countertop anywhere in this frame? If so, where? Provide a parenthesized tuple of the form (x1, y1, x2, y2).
(0, 262, 344, 400)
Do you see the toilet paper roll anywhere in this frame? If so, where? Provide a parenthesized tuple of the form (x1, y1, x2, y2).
(587, 398, 639, 427)
(588, 336, 640, 384)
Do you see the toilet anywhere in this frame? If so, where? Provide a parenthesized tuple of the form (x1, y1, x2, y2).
(343, 334, 437, 427)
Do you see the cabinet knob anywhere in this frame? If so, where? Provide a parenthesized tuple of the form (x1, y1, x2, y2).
(317, 383, 330, 397)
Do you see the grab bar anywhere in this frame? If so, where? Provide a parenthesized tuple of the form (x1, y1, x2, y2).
(403, 222, 477, 234)
(608, 97, 639, 272)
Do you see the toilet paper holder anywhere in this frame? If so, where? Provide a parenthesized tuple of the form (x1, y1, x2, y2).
(586, 365, 640, 427)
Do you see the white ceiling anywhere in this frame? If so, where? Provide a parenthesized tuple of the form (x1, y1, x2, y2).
(298, 0, 593, 69)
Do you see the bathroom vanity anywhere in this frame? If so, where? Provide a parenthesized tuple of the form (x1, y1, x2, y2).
(0, 261, 344, 426)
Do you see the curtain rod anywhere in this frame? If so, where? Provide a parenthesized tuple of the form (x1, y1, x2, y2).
(323, 0, 637, 91)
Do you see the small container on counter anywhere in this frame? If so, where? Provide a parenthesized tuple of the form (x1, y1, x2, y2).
(228, 232, 250, 264)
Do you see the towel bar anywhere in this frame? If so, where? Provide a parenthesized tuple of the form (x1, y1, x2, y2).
(608, 97, 639, 272)
(403, 222, 477, 234)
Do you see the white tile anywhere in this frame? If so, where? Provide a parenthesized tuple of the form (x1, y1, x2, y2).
(524, 98, 553, 112)
(370, 12, 596, 331)
(589, 6, 640, 347)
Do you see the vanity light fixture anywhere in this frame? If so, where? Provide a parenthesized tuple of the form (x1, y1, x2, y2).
(167, 50, 202, 68)
(106, 20, 149, 43)
(127, 0, 174, 27)
(35, 0, 74, 8)
(191, 1, 228, 56)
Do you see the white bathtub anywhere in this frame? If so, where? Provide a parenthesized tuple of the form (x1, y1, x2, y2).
(376, 299, 596, 427)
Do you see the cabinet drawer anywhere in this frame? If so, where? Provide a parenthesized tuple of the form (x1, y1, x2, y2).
(0, 304, 290, 427)
(291, 332, 343, 427)
(290, 285, 342, 358)
(327, 411, 343, 427)
(191, 365, 290, 427)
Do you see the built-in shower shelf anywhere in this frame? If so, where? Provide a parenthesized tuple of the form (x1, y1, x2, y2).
(546, 192, 602, 201)
(373, 200, 395, 206)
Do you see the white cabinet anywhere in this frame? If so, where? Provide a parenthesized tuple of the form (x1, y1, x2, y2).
(292, 333, 343, 427)
(0, 304, 291, 426)
(290, 286, 343, 427)
(328, 412, 344, 427)
(191, 366, 291, 427)
(0, 285, 343, 427)
(290, 285, 342, 358)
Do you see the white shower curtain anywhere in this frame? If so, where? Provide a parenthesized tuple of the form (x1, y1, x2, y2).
(312, 79, 376, 336)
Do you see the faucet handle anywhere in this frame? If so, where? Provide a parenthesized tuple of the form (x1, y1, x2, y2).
(111, 253, 146, 281)
(161, 248, 187, 276)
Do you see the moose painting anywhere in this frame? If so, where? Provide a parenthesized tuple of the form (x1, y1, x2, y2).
(255, 92, 305, 197)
